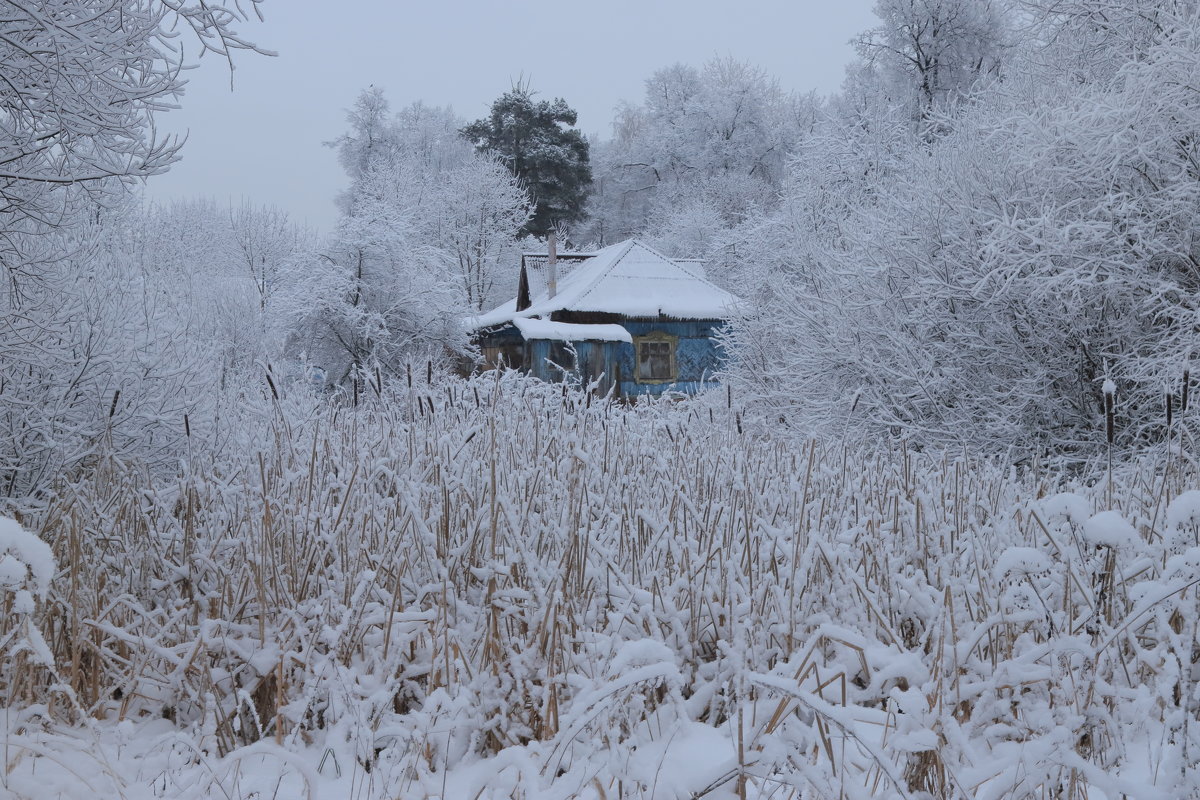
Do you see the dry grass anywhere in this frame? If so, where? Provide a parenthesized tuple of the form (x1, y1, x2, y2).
(3, 371, 1199, 798)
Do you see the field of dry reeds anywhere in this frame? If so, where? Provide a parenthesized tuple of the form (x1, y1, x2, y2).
(2, 372, 1199, 799)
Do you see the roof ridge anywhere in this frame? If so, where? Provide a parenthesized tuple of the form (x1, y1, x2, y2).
(566, 239, 637, 308)
(627, 239, 729, 292)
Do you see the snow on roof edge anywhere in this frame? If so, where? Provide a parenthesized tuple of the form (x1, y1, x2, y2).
(512, 318, 632, 343)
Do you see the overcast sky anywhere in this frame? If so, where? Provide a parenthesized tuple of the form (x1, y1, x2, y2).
(146, 1, 879, 234)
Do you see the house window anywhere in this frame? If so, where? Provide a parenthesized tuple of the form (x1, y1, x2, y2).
(635, 333, 677, 383)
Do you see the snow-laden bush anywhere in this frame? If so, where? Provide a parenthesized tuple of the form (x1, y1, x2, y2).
(722, 5, 1200, 462)
(0, 199, 316, 508)
(0, 517, 56, 710)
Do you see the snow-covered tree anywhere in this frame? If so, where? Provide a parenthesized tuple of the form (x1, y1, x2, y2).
(324, 90, 531, 314)
(461, 86, 592, 240)
(278, 88, 533, 388)
(230, 201, 314, 312)
(0, 1, 267, 279)
(0, 2, 273, 504)
(583, 57, 814, 261)
(855, 0, 1010, 124)
(0, 194, 314, 505)
(424, 156, 531, 311)
(723, 1, 1200, 459)
(279, 163, 465, 391)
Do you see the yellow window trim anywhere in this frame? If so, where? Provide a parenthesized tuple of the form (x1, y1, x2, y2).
(633, 331, 678, 384)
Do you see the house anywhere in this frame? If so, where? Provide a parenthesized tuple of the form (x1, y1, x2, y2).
(466, 239, 744, 397)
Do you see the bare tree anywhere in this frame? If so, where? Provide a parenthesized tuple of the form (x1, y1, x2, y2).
(855, 0, 1009, 124)
(230, 201, 312, 311)
(0, 1, 269, 278)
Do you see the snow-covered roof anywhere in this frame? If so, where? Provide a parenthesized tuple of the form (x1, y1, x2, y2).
(468, 240, 741, 330)
(512, 318, 633, 343)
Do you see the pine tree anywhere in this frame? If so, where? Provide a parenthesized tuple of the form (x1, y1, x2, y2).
(461, 87, 592, 238)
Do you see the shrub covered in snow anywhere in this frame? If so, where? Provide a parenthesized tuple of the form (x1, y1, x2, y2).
(0, 517, 56, 714)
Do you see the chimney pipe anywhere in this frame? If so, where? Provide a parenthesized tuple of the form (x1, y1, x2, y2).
(547, 229, 558, 299)
(516, 262, 531, 311)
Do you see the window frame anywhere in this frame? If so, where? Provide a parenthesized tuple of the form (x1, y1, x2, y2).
(633, 331, 678, 384)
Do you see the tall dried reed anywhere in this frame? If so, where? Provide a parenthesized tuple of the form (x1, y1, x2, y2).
(4, 371, 1198, 798)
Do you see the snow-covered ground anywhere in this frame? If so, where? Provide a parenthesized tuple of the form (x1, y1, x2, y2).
(3, 374, 1199, 799)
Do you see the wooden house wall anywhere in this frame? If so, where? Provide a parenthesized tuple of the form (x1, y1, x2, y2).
(478, 327, 525, 371)
(616, 320, 724, 397)
(526, 339, 617, 397)
(475, 318, 726, 399)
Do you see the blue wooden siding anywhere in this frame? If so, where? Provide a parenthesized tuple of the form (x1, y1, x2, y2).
(615, 320, 724, 397)
(476, 318, 727, 398)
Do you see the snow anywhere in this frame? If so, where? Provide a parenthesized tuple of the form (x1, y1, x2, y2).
(1164, 547, 1200, 580)
(0, 516, 54, 598)
(673, 257, 707, 279)
(1041, 492, 1090, 526)
(1165, 490, 1200, 529)
(466, 239, 744, 331)
(511, 317, 632, 343)
(0, 553, 28, 589)
(993, 546, 1053, 580)
(1084, 510, 1139, 548)
(11, 589, 35, 614)
(468, 297, 520, 329)
(608, 637, 677, 674)
(623, 720, 736, 796)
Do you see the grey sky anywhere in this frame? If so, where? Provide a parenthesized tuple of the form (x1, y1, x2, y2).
(146, 1, 879, 234)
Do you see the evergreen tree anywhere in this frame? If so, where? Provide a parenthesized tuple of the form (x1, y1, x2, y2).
(461, 87, 592, 238)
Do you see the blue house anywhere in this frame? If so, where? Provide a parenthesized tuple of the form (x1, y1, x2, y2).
(467, 240, 744, 397)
